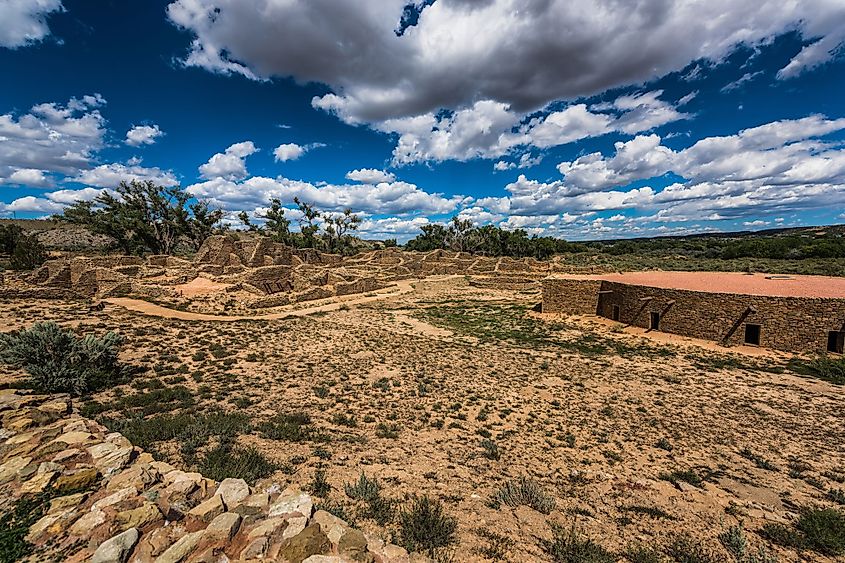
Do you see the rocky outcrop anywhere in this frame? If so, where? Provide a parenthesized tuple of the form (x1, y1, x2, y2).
(0, 390, 420, 562)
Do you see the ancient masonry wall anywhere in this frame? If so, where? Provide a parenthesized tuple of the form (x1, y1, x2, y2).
(541, 278, 602, 315)
(543, 278, 845, 354)
(0, 391, 421, 563)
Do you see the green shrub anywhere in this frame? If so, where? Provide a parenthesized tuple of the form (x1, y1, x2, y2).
(9, 234, 46, 270)
(259, 412, 327, 442)
(345, 472, 383, 502)
(624, 544, 665, 563)
(762, 507, 845, 555)
(796, 507, 845, 555)
(309, 467, 331, 497)
(397, 495, 458, 558)
(664, 535, 718, 563)
(0, 322, 126, 395)
(481, 438, 501, 460)
(490, 476, 556, 514)
(0, 225, 46, 271)
(474, 528, 514, 560)
(541, 523, 615, 563)
(0, 491, 53, 563)
(198, 442, 278, 483)
(659, 469, 702, 488)
(806, 355, 845, 385)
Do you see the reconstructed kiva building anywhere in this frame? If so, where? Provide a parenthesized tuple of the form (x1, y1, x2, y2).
(542, 272, 845, 354)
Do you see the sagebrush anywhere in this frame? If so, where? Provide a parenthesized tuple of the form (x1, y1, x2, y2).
(0, 322, 126, 396)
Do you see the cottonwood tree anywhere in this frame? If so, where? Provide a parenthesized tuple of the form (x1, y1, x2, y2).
(59, 180, 223, 255)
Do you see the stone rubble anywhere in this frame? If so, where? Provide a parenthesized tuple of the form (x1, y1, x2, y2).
(0, 390, 426, 562)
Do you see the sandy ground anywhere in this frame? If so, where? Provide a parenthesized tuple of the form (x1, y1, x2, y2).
(1, 278, 844, 561)
(551, 271, 845, 298)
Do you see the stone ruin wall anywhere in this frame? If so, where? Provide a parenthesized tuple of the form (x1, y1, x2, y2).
(541, 278, 603, 315)
(543, 278, 845, 354)
(0, 390, 424, 563)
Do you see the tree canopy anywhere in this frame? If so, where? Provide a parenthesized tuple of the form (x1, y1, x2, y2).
(58, 180, 223, 255)
(405, 217, 587, 259)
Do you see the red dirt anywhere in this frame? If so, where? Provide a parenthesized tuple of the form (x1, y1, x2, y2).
(551, 271, 845, 299)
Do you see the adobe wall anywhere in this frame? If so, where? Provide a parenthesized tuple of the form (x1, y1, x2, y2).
(543, 278, 845, 353)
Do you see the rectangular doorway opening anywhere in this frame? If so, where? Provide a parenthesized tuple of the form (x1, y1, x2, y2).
(744, 324, 761, 346)
(649, 311, 660, 330)
(828, 331, 844, 354)
(612, 305, 620, 321)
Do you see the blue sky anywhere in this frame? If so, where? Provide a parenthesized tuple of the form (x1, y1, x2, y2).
(1, 0, 844, 241)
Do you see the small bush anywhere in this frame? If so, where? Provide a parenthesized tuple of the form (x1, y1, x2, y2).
(659, 469, 702, 488)
(490, 476, 556, 514)
(0, 322, 127, 396)
(0, 491, 53, 563)
(718, 524, 747, 559)
(198, 442, 278, 483)
(309, 467, 331, 497)
(397, 495, 458, 558)
(259, 412, 327, 442)
(474, 528, 514, 560)
(9, 234, 46, 270)
(789, 355, 845, 385)
(541, 523, 615, 563)
(375, 422, 400, 438)
(796, 507, 845, 555)
(345, 472, 383, 502)
(829, 489, 845, 505)
(624, 544, 665, 563)
(665, 535, 718, 563)
(481, 438, 501, 460)
(762, 507, 845, 555)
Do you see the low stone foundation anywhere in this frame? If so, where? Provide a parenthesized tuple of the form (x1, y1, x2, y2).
(0, 390, 422, 562)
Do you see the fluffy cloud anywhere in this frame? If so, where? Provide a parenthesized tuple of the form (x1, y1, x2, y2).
(198, 141, 258, 180)
(357, 216, 431, 238)
(125, 124, 164, 146)
(473, 115, 845, 230)
(1, 168, 53, 187)
(0, 195, 64, 215)
(169, 0, 844, 127)
(0, 95, 107, 182)
(273, 143, 304, 162)
(186, 174, 461, 216)
(70, 163, 179, 188)
(0, 0, 64, 49)
(0, 186, 105, 217)
(385, 91, 688, 165)
(345, 168, 395, 184)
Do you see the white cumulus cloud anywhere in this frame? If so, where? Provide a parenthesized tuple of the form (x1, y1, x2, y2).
(125, 124, 164, 147)
(345, 168, 395, 184)
(198, 141, 258, 180)
(0, 0, 64, 49)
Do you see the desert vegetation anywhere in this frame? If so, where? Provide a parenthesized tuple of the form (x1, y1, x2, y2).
(2, 271, 843, 561)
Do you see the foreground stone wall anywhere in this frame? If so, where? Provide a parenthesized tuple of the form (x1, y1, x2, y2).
(543, 278, 845, 353)
(0, 391, 421, 563)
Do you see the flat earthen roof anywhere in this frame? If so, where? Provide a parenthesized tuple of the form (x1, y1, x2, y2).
(550, 271, 845, 299)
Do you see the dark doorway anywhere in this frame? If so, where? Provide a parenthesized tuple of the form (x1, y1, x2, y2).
(649, 312, 660, 330)
(744, 324, 761, 346)
(829, 331, 844, 354)
(612, 305, 620, 321)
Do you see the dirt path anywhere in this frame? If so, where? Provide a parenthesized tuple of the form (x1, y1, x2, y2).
(103, 278, 455, 322)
